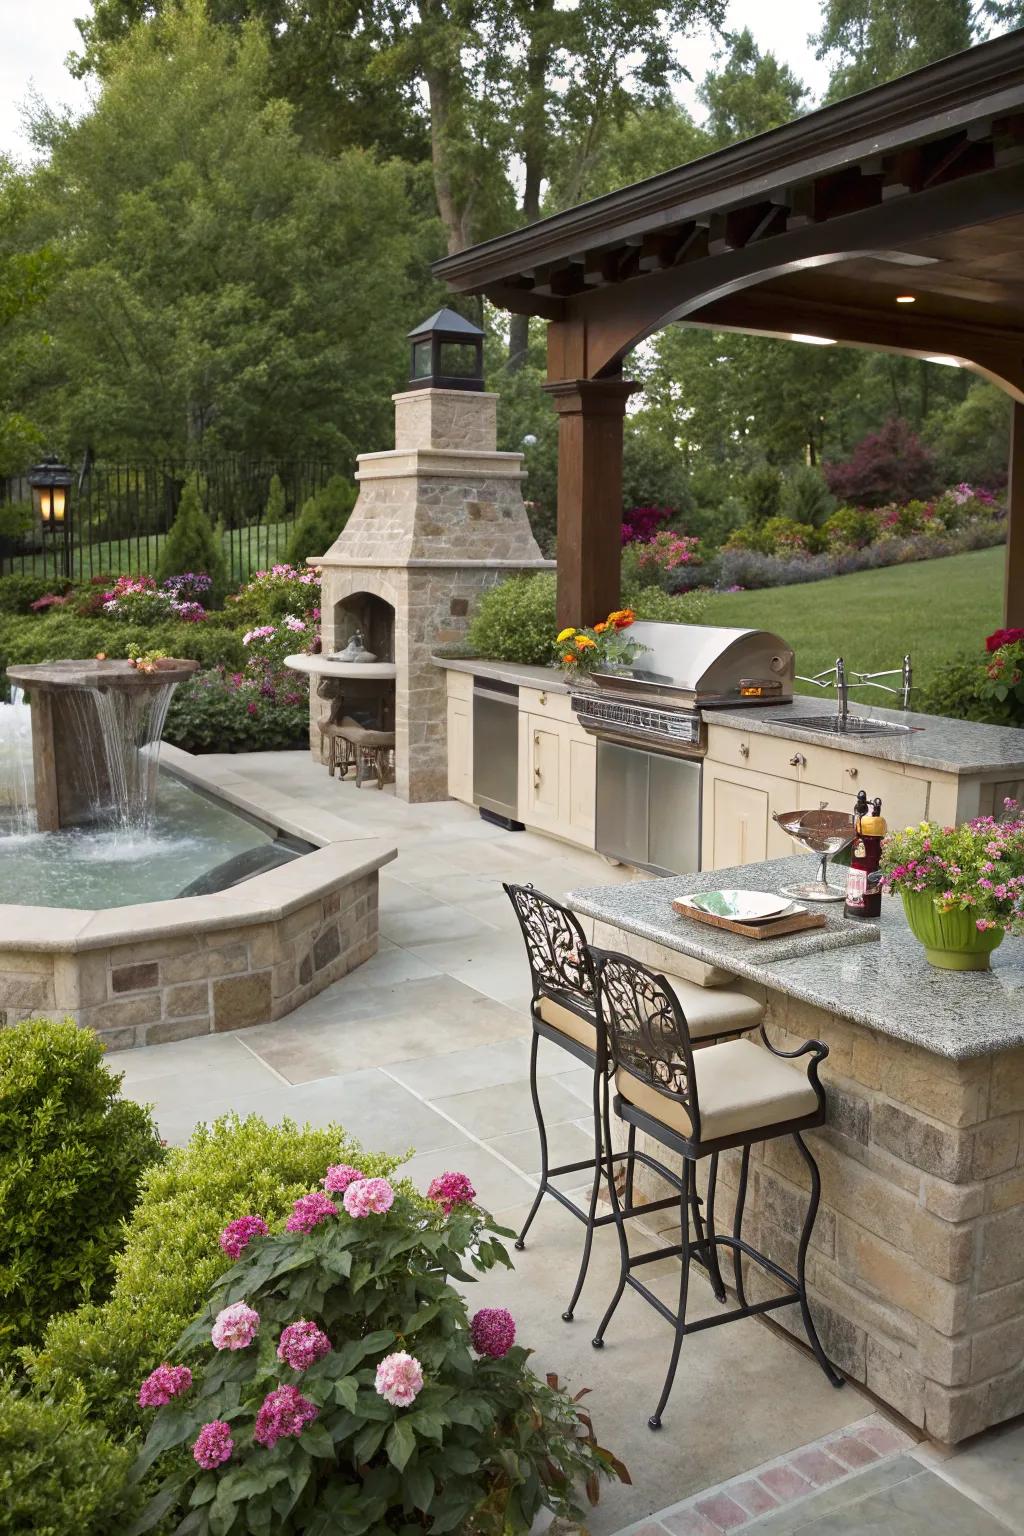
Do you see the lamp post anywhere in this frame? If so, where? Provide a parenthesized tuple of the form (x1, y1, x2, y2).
(407, 308, 485, 391)
(28, 455, 74, 580)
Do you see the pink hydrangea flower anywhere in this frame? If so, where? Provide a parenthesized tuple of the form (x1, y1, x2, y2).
(211, 1301, 260, 1351)
(219, 1214, 269, 1260)
(426, 1171, 476, 1215)
(323, 1163, 364, 1194)
(138, 1363, 192, 1407)
(253, 1384, 319, 1449)
(470, 1307, 516, 1358)
(375, 1351, 424, 1408)
(286, 1191, 338, 1232)
(193, 1420, 234, 1470)
(277, 1319, 332, 1371)
(343, 1176, 394, 1218)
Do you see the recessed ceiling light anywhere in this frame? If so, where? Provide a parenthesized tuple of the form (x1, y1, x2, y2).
(790, 334, 836, 345)
(895, 294, 916, 303)
(924, 355, 960, 367)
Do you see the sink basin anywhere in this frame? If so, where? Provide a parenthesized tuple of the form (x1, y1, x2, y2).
(782, 715, 918, 738)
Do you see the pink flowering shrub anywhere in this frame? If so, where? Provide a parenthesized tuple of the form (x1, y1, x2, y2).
(881, 802, 1024, 935)
(375, 1349, 424, 1406)
(211, 1301, 260, 1350)
(219, 1214, 269, 1260)
(426, 1169, 477, 1214)
(138, 1362, 192, 1406)
(342, 1175, 394, 1217)
(133, 1164, 626, 1535)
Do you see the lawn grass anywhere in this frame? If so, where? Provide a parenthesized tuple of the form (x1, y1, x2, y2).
(699, 545, 1004, 699)
(7, 522, 293, 585)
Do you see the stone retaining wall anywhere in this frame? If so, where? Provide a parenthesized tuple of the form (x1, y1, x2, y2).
(0, 874, 378, 1051)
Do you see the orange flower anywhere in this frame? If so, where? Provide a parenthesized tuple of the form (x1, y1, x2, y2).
(562, 653, 578, 665)
(574, 635, 597, 650)
(593, 621, 608, 634)
(611, 607, 636, 630)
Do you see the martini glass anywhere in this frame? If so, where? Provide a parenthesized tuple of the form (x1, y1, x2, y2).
(773, 806, 856, 903)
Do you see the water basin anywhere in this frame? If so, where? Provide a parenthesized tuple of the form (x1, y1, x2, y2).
(781, 715, 919, 738)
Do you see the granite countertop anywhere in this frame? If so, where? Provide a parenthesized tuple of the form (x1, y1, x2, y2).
(434, 657, 571, 694)
(709, 699, 1024, 776)
(568, 854, 1024, 1060)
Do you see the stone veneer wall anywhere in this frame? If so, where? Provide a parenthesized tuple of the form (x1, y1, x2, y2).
(0, 874, 377, 1051)
(587, 917, 1024, 1445)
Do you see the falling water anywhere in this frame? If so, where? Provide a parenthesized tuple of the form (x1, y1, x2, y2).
(61, 682, 177, 833)
(0, 686, 36, 835)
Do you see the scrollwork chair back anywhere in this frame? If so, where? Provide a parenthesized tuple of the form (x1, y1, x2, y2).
(504, 883, 594, 1008)
(592, 950, 700, 1143)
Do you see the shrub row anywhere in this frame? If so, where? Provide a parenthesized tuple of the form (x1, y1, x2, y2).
(0, 612, 246, 691)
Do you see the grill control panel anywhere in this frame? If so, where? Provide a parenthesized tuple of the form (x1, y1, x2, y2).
(571, 693, 703, 748)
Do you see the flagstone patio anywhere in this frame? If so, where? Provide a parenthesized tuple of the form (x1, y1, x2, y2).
(114, 750, 1024, 1535)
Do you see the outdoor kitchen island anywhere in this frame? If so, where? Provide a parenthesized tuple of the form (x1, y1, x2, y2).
(567, 856, 1024, 1447)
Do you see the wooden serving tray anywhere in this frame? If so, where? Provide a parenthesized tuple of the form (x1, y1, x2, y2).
(671, 898, 827, 940)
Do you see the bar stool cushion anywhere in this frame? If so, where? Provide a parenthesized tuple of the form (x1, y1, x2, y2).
(615, 1038, 818, 1143)
(538, 976, 764, 1051)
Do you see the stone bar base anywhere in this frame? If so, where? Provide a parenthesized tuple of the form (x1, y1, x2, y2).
(585, 919, 1024, 1444)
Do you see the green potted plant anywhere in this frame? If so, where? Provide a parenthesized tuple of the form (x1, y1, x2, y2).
(128, 1166, 627, 1534)
(880, 802, 1024, 970)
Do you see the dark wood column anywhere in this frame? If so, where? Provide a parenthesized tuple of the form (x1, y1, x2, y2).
(1007, 400, 1024, 628)
(542, 377, 640, 630)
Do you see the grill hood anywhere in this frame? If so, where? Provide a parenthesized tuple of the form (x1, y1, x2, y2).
(592, 622, 794, 707)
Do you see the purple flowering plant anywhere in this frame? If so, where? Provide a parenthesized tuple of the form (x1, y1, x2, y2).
(131, 1169, 626, 1535)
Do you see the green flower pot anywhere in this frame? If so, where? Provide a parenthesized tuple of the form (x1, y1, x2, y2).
(900, 888, 1005, 971)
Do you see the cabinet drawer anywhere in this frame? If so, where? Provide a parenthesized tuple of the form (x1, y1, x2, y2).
(519, 685, 575, 725)
(445, 668, 474, 703)
(711, 726, 846, 791)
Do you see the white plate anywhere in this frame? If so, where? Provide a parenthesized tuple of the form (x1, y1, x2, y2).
(679, 889, 801, 923)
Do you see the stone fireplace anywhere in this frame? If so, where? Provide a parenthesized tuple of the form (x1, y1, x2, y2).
(317, 386, 550, 801)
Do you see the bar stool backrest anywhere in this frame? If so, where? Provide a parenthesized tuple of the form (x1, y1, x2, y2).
(590, 948, 701, 1144)
(504, 883, 595, 1011)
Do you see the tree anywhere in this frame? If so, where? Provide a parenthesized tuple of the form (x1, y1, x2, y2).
(811, 0, 973, 104)
(9, 3, 437, 463)
(823, 417, 940, 506)
(156, 479, 228, 597)
(0, 158, 59, 473)
(698, 29, 808, 147)
(285, 475, 358, 566)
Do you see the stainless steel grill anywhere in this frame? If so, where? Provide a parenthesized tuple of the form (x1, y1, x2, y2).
(571, 693, 703, 749)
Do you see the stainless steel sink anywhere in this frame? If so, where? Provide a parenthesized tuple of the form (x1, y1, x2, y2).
(782, 714, 918, 738)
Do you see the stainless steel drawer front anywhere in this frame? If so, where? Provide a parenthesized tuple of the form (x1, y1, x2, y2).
(472, 681, 519, 818)
(596, 740, 701, 875)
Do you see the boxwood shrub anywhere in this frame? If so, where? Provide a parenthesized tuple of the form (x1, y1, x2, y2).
(25, 1114, 400, 1440)
(0, 1020, 164, 1367)
(0, 1382, 142, 1536)
(165, 671, 309, 754)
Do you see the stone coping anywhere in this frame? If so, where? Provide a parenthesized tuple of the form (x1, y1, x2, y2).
(434, 656, 571, 693)
(0, 745, 397, 955)
(8, 658, 199, 690)
(569, 854, 1024, 1060)
(317, 557, 555, 571)
(355, 447, 526, 480)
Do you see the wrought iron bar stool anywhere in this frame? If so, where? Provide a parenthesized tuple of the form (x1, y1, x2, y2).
(590, 946, 843, 1430)
(504, 883, 766, 1322)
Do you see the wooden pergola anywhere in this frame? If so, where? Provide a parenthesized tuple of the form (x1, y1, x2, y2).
(435, 32, 1024, 630)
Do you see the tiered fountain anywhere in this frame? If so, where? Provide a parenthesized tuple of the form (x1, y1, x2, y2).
(5, 658, 198, 832)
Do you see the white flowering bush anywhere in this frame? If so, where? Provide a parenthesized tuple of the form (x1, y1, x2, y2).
(130, 1167, 626, 1535)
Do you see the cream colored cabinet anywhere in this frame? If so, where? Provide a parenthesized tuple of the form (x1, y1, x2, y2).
(446, 670, 474, 804)
(517, 711, 596, 848)
(702, 761, 795, 870)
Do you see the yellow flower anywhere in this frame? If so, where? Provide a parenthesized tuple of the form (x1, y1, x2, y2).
(556, 626, 577, 643)
(575, 636, 597, 650)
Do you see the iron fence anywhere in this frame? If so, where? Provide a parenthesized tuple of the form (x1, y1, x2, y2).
(0, 458, 339, 586)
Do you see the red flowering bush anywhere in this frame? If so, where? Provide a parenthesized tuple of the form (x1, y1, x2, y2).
(986, 627, 1024, 654)
(823, 417, 939, 507)
(621, 505, 673, 544)
(132, 1169, 626, 1535)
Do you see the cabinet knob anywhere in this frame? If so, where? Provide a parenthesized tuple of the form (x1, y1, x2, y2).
(739, 742, 750, 758)
(846, 766, 858, 779)
(534, 733, 541, 746)
(790, 752, 806, 767)
(533, 768, 542, 787)
(538, 691, 547, 705)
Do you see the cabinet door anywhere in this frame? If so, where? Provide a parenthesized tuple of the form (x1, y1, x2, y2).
(710, 775, 770, 869)
(523, 716, 562, 827)
(446, 699, 472, 803)
(564, 735, 596, 844)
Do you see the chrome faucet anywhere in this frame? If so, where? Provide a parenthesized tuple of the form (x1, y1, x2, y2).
(796, 657, 849, 723)
(847, 655, 913, 711)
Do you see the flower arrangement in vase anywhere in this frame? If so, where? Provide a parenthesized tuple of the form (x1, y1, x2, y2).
(880, 801, 1024, 970)
(552, 608, 647, 677)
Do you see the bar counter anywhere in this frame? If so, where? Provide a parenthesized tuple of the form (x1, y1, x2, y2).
(568, 856, 1024, 1443)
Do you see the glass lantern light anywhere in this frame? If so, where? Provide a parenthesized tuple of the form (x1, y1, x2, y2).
(407, 308, 485, 391)
(28, 455, 74, 527)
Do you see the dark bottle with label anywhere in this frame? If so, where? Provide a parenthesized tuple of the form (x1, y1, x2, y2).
(845, 795, 886, 920)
